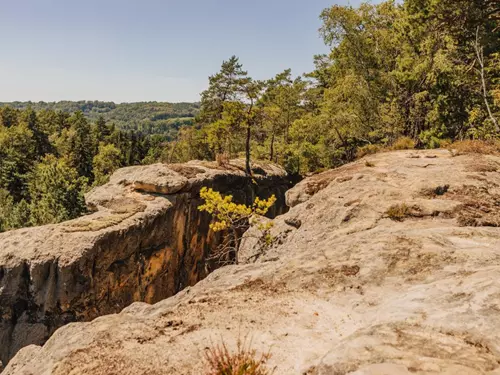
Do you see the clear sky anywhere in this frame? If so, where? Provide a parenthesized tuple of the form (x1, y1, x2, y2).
(0, 0, 367, 103)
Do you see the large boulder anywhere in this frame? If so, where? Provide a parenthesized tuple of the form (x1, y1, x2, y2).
(0, 160, 290, 368)
(4, 150, 500, 375)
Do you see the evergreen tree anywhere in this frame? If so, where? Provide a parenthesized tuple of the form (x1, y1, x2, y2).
(91, 115, 111, 150)
(21, 108, 52, 157)
(199, 56, 248, 126)
(28, 155, 87, 226)
(0, 123, 36, 200)
(9, 199, 31, 229)
(93, 143, 122, 186)
(66, 111, 94, 179)
(0, 189, 14, 232)
(0, 107, 19, 128)
(260, 70, 306, 163)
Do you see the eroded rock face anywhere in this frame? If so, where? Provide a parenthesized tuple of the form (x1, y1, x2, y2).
(0, 160, 290, 368)
(5, 150, 500, 375)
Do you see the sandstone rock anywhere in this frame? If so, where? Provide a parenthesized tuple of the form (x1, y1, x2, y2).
(5, 150, 500, 375)
(108, 163, 189, 195)
(0, 159, 289, 367)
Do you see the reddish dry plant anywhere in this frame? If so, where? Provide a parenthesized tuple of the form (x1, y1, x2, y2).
(204, 337, 274, 375)
(216, 152, 230, 167)
(449, 140, 500, 156)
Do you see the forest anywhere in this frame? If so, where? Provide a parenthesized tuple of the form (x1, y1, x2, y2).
(1, 0, 499, 232)
(0, 101, 199, 138)
(165, 0, 500, 174)
(0, 108, 157, 231)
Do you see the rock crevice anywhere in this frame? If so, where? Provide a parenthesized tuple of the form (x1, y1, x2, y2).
(0, 160, 290, 367)
(4, 150, 500, 375)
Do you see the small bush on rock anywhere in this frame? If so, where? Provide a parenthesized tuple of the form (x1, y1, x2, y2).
(199, 187, 276, 264)
(386, 203, 411, 221)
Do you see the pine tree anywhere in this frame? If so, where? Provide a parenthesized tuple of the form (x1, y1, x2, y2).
(0, 107, 19, 128)
(0, 188, 14, 232)
(67, 111, 94, 179)
(0, 123, 37, 200)
(199, 56, 249, 127)
(93, 143, 122, 186)
(28, 155, 87, 226)
(21, 108, 52, 157)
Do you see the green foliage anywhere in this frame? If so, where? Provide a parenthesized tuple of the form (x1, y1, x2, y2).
(198, 187, 276, 264)
(419, 128, 446, 149)
(161, 0, 495, 173)
(0, 106, 154, 232)
(0, 189, 15, 232)
(65, 112, 94, 178)
(93, 143, 122, 186)
(198, 187, 276, 232)
(28, 155, 88, 226)
(0, 189, 31, 231)
(0, 101, 199, 138)
(0, 122, 36, 200)
(197, 56, 264, 174)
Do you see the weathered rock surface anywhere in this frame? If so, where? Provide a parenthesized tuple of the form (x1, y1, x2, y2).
(5, 150, 500, 375)
(0, 160, 290, 368)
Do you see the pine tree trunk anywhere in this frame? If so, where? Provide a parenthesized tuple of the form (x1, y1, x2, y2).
(245, 124, 251, 176)
(269, 132, 275, 161)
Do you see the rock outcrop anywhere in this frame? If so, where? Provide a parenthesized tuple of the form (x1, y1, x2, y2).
(4, 150, 500, 375)
(0, 160, 290, 368)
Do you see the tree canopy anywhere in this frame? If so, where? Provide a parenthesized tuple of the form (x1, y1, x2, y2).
(0, 106, 153, 231)
(159, 0, 499, 174)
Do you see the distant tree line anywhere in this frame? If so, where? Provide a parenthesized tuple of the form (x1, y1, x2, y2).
(0, 101, 199, 139)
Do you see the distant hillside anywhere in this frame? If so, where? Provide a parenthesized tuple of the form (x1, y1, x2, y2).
(0, 101, 200, 137)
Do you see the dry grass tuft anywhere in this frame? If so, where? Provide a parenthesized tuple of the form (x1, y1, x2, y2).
(391, 137, 416, 150)
(204, 337, 274, 375)
(216, 153, 231, 167)
(356, 137, 415, 159)
(445, 185, 500, 227)
(448, 140, 500, 156)
(357, 144, 381, 158)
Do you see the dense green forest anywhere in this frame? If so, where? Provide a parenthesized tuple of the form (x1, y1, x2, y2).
(0, 108, 156, 231)
(0, 101, 199, 138)
(1, 0, 499, 231)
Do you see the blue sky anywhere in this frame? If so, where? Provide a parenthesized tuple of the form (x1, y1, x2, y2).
(0, 0, 367, 103)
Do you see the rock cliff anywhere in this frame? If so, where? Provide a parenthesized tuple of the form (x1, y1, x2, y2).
(0, 160, 290, 369)
(4, 150, 500, 375)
